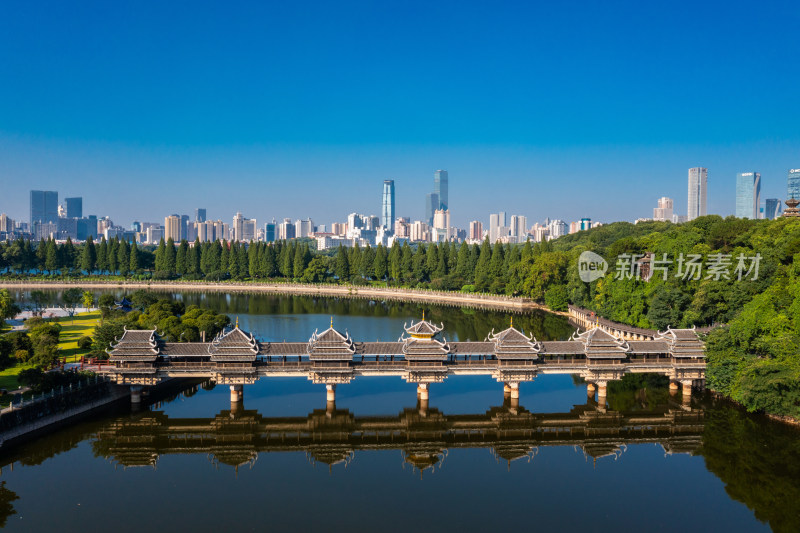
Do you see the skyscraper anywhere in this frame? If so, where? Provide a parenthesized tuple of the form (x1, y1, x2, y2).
(510, 215, 527, 242)
(434, 170, 448, 210)
(30, 190, 58, 225)
(765, 198, 782, 220)
(381, 180, 395, 230)
(787, 169, 800, 201)
(687, 168, 708, 221)
(196, 208, 207, 223)
(165, 215, 182, 241)
(735, 172, 761, 219)
(64, 197, 82, 218)
(425, 193, 439, 226)
(468, 221, 483, 241)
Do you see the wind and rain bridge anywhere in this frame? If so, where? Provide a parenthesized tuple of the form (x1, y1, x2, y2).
(103, 315, 706, 406)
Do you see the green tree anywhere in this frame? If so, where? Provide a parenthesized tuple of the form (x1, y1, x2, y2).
(81, 291, 94, 310)
(176, 239, 189, 275)
(335, 245, 350, 281)
(61, 287, 83, 322)
(474, 238, 492, 290)
(129, 241, 140, 272)
(164, 238, 177, 275)
(302, 257, 330, 282)
(0, 289, 20, 332)
(374, 244, 388, 280)
(117, 240, 130, 276)
(154, 238, 166, 272)
(80, 235, 97, 273)
(44, 238, 58, 274)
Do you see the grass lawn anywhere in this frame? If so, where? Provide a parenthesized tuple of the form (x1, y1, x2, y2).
(0, 364, 27, 391)
(54, 311, 102, 363)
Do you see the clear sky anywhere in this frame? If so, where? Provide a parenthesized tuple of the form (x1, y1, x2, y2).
(1, 0, 799, 229)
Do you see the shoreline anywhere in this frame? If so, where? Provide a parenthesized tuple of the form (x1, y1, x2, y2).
(0, 279, 567, 316)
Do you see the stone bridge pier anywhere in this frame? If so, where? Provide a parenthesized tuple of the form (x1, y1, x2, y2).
(230, 384, 243, 404)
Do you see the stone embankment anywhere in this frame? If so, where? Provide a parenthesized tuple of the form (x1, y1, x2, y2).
(0, 280, 565, 314)
(0, 377, 130, 450)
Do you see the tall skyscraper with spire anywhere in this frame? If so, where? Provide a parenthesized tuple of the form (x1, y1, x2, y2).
(381, 179, 395, 230)
(687, 167, 707, 221)
(434, 170, 448, 210)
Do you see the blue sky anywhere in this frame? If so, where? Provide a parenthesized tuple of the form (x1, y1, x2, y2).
(1, 1, 799, 228)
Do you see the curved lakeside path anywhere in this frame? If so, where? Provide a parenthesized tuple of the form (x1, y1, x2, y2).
(0, 280, 565, 315)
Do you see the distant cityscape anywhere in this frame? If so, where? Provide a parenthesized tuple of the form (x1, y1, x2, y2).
(2, 166, 798, 249)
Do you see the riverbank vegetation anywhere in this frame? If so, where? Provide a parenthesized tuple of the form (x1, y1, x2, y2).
(3, 216, 800, 417)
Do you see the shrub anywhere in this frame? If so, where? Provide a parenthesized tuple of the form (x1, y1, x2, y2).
(77, 336, 93, 350)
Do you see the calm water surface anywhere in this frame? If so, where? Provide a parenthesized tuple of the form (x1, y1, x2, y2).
(1, 291, 798, 532)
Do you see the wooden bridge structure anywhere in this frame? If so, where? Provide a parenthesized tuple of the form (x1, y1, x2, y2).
(102, 316, 706, 405)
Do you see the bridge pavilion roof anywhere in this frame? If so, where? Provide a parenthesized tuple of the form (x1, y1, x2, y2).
(569, 327, 630, 359)
(108, 328, 161, 362)
(403, 317, 443, 339)
(400, 319, 449, 360)
(654, 327, 705, 358)
(486, 325, 541, 359)
(208, 325, 259, 361)
(307, 324, 356, 361)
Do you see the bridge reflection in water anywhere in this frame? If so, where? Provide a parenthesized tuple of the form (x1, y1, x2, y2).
(94, 393, 704, 475)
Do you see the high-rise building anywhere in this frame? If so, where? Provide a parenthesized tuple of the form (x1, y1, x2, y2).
(196, 208, 207, 223)
(0, 214, 15, 234)
(233, 212, 244, 241)
(180, 214, 190, 241)
(488, 212, 508, 243)
(510, 215, 527, 242)
(30, 190, 58, 225)
(165, 215, 182, 241)
(425, 193, 439, 226)
(735, 172, 761, 219)
(469, 221, 483, 241)
(295, 218, 313, 238)
(765, 198, 782, 220)
(64, 197, 82, 219)
(687, 168, 707, 221)
(787, 169, 800, 201)
(653, 197, 674, 222)
(434, 170, 448, 211)
(381, 180, 395, 230)
(394, 217, 410, 238)
(580, 218, 592, 231)
(410, 221, 431, 242)
(265, 220, 276, 242)
(548, 219, 568, 239)
(278, 218, 295, 240)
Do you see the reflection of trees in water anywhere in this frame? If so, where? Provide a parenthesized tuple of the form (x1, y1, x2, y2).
(607, 374, 671, 412)
(10, 290, 576, 341)
(700, 403, 800, 533)
(0, 481, 19, 527)
(171, 292, 575, 341)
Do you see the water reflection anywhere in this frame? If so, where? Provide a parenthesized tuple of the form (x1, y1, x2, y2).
(93, 396, 705, 474)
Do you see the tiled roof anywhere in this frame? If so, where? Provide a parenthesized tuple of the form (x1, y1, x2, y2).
(209, 326, 259, 358)
(404, 320, 443, 337)
(487, 327, 541, 357)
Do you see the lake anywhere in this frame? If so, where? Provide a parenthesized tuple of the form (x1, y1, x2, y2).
(1, 289, 798, 532)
